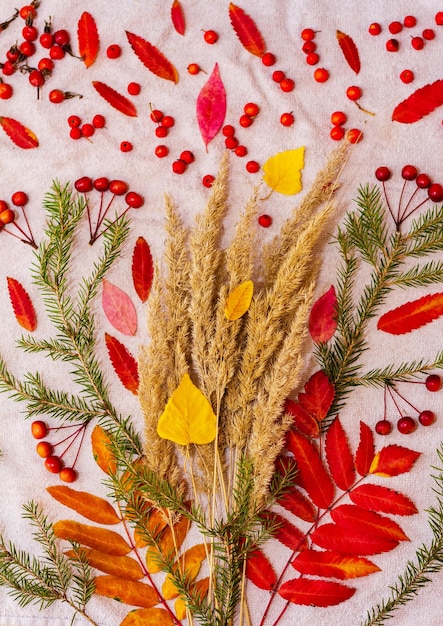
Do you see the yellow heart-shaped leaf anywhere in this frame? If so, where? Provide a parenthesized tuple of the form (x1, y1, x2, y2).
(224, 280, 253, 320)
(262, 147, 305, 195)
(157, 374, 216, 445)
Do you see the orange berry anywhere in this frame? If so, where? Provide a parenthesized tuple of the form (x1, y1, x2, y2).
(31, 420, 47, 439)
(60, 468, 77, 483)
(36, 441, 53, 458)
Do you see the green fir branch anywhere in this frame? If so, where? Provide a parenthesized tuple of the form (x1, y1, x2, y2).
(390, 260, 443, 288)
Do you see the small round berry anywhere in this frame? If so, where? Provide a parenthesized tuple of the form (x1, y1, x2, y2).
(425, 374, 441, 391)
(422, 28, 435, 40)
(172, 159, 187, 174)
(6, 47, 20, 62)
(180, 150, 194, 164)
(280, 77, 296, 91)
(125, 191, 144, 208)
(313, 67, 329, 83)
(416, 173, 432, 189)
(225, 136, 239, 149)
(0, 83, 13, 99)
(375, 419, 392, 435)
(38, 57, 54, 73)
(19, 5, 37, 20)
(258, 214, 272, 227)
(53, 30, 70, 47)
(411, 36, 424, 50)
(74, 177, 93, 193)
(347, 128, 363, 144)
(161, 115, 175, 128)
(11, 191, 28, 206)
(69, 127, 82, 140)
(109, 180, 128, 195)
(244, 102, 259, 117)
(235, 145, 247, 157)
(386, 38, 399, 52)
(419, 410, 436, 426)
(202, 174, 215, 187)
(203, 29, 218, 44)
(187, 63, 201, 75)
(48, 89, 65, 103)
(389, 21, 403, 34)
(404, 15, 417, 28)
(346, 85, 362, 100)
(93, 177, 110, 192)
(106, 44, 122, 58)
(29, 69, 45, 88)
(120, 141, 133, 152)
(155, 144, 169, 158)
(22, 25, 38, 42)
(397, 416, 417, 434)
(31, 420, 47, 439)
(436, 12, 443, 25)
(19, 41, 36, 57)
(330, 110, 347, 125)
(81, 123, 95, 138)
(60, 467, 77, 483)
(280, 112, 295, 126)
(272, 70, 285, 83)
(49, 45, 65, 60)
(222, 124, 235, 137)
(155, 126, 168, 138)
(0, 200, 8, 212)
(92, 114, 106, 128)
(150, 109, 164, 123)
(39, 32, 54, 49)
(306, 52, 319, 65)
(127, 81, 141, 95)
(375, 166, 391, 182)
(261, 52, 276, 66)
(0, 208, 15, 224)
(246, 160, 260, 173)
(368, 22, 382, 35)
(428, 183, 443, 202)
(302, 40, 317, 54)
(45, 455, 63, 473)
(400, 69, 414, 84)
(36, 441, 53, 458)
(330, 125, 345, 141)
(301, 28, 316, 41)
(239, 114, 253, 128)
(402, 164, 417, 180)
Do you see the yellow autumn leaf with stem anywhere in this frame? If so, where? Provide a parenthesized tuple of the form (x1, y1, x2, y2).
(262, 147, 305, 195)
(224, 280, 253, 320)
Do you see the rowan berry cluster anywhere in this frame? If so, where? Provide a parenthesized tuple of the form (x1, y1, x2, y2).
(369, 12, 442, 57)
(67, 114, 105, 140)
(0, 191, 36, 248)
(31, 419, 88, 482)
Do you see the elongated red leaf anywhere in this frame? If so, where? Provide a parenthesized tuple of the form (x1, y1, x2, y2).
(331, 504, 409, 542)
(336, 30, 360, 74)
(278, 485, 317, 523)
(92, 81, 137, 117)
(378, 292, 443, 334)
(354, 421, 375, 476)
(196, 63, 226, 148)
(229, 3, 266, 57)
(279, 578, 355, 607)
(105, 333, 139, 394)
(78, 12, 99, 68)
(126, 31, 178, 83)
(132, 236, 153, 303)
(245, 547, 276, 590)
(171, 0, 185, 35)
(298, 370, 335, 422)
(0, 116, 38, 149)
(284, 398, 319, 438)
(102, 279, 137, 336)
(392, 79, 443, 123)
(292, 549, 380, 580)
(286, 430, 335, 509)
(261, 510, 308, 551)
(350, 484, 418, 516)
(7, 277, 37, 331)
(325, 417, 355, 491)
(369, 444, 421, 477)
(311, 523, 399, 556)
(309, 285, 337, 343)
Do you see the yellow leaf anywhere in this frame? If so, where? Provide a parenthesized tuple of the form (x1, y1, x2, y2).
(262, 147, 305, 195)
(224, 280, 254, 320)
(120, 608, 175, 626)
(157, 373, 216, 445)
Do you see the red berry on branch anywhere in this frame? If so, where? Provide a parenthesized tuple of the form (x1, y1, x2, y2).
(81, 123, 95, 138)
(36, 441, 53, 458)
(180, 150, 194, 164)
(11, 191, 28, 206)
(235, 145, 247, 157)
(389, 21, 403, 34)
(397, 416, 417, 434)
(125, 191, 144, 208)
(225, 136, 239, 149)
(222, 124, 235, 137)
(38, 57, 54, 73)
(419, 410, 436, 426)
(428, 183, 443, 202)
(39, 32, 54, 48)
(272, 70, 285, 83)
(375, 166, 391, 181)
(0, 83, 13, 99)
(69, 128, 82, 140)
(187, 63, 201, 75)
(150, 109, 163, 123)
(59, 468, 77, 483)
(29, 69, 44, 88)
(244, 102, 259, 117)
(347, 128, 363, 143)
(45, 455, 63, 473)
(120, 141, 133, 152)
(425, 374, 441, 391)
(301, 28, 316, 41)
(109, 180, 128, 195)
(49, 45, 65, 60)
(22, 25, 38, 41)
(375, 419, 392, 435)
(19, 5, 37, 20)
(313, 68, 329, 83)
(53, 30, 70, 46)
(402, 164, 417, 180)
(48, 89, 65, 103)
(19, 41, 36, 57)
(155, 126, 168, 138)
(346, 85, 362, 100)
(74, 177, 93, 193)
(239, 115, 253, 128)
(306, 52, 319, 65)
(302, 40, 317, 54)
(161, 115, 175, 128)
(93, 177, 110, 192)
(31, 420, 47, 439)
(416, 173, 432, 188)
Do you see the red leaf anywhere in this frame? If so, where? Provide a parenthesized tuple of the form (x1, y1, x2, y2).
(261, 511, 308, 551)
(171, 0, 185, 35)
(92, 81, 137, 117)
(369, 444, 421, 477)
(7, 277, 37, 331)
(126, 31, 178, 83)
(196, 63, 226, 148)
(311, 523, 399, 556)
(245, 547, 276, 590)
(325, 417, 356, 491)
(105, 333, 139, 394)
(132, 237, 154, 303)
(309, 285, 337, 343)
(378, 292, 443, 334)
(350, 484, 418, 517)
(0, 116, 38, 149)
(78, 12, 99, 68)
(336, 30, 360, 74)
(284, 398, 319, 438)
(278, 486, 317, 523)
(298, 370, 335, 422)
(392, 79, 443, 123)
(286, 430, 335, 509)
(331, 504, 409, 542)
(228, 3, 266, 57)
(279, 578, 355, 607)
(292, 549, 380, 580)
(102, 279, 137, 336)
(354, 421, 375, 476)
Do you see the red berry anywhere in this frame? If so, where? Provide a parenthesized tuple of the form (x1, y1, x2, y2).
(375, 166, 391, 181)
(155, 144, 169, 158)
(411, 36, 424, 50)
(347, 128, 363, 144)
(39, 32, 54, 49)
(81, 123, 95, 138)
(0, 83, 13, 99)
(239, 115, 253, 128)
(386, 38, 399, 52)
(92, 114, 105, 128)
(400, 69, 414, 84)
(202, 174, 215, 187)
(261, 52, 276, 66)
(428, 183, 443, 202)
(38, 57, 54, 73)
(397, 416, 417, 434)
(161, 115, 175, 128)
(74, 177, 93, 193)
(19, 5, 37, 20)
(36, 441, 53, 458)
(244, 102, 259, 117)
(22, 25, 38, 42)
(53, 30, 70, 47)
(313, 68, 329, 83)
(330, 125, 345, 141)
(172, 159, 187, 174)
(389, 21, 403, 34)
(2, 62, 15, 76)
(120, 141, 133, 152)
(60, 467, 77, 483)
(187, 63, 201, 75)
(404, 15, 417, 28)
(125, 191, 144, 208)
(222, 124, 235, 137)
(419, 410, 436, 426)
(425, 374, 441, 391)
(19, 41, 36, 57)
(368, 23, 382, 36)
(225, 136, 239, 149)
(180, 150, 194, 164)
(280, 77, 295, 91)
(330, 111, 347, 125)
(302, 40, 317, 54)
(93, 177, 109, 192)
(106, 44, 121, 58)
(306, 52, 319, 65)
(280, 112, 295, 126)
(45, 455, 63, 473)
(436, 12, 443, 25)
(49, 45, 65, 60)
(109, 180, 128, 195)
(258, 214, 272, 227)
(402, 164, 418, 180)
(49, 89, 65, 103)
(150, 109, 163, 123)
(375, 419, 392, 435)
(416, 173, 432, 188)
(246, 160, 260, 173)
(69, 127, 82, 140)
(346, 85, 362, 100)
(31, 420, 47, 439)
(155, 126, 168, 138)
(301, 28, 316, 41)
(272, 70, 285, 83)
(127, 82, 141, 95)
(11, 191, 28, 206)
(203, 29, 218, 44)
(0, 208, 15, 224)
(234, 145, 247, 157)
(423, 28, 435, 40)
(29, 69, 44, 88)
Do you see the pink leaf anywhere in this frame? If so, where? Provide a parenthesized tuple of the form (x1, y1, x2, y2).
(309, 285, 337, 342)
(102, 279, 137, 336)
(196, 63, 226, 149)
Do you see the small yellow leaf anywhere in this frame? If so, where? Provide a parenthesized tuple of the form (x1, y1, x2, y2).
(224, 280, 254, 320)
(262, 147, 305, 195)
(157, 373, 216, 445)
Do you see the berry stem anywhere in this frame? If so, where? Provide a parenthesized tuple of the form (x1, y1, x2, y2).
(387, 385, 403, 418)
(381, 181, 398, 228)
(91, 194, 116, 242)
(91, 207, 131, 244)
(8, 222, 37, 248)
(391, 385, 420, 414)
(399, 195, 430, 224)
(353, 100, 375, 116)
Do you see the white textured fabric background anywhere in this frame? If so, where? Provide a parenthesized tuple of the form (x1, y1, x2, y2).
(0, 1, 443, 624)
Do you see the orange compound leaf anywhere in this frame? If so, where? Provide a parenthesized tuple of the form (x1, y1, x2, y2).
(286, 430, 335, 510)
(245, 546, 277, 590)
(91, 425, 118, 476)
(278, 578, 355, 607)
(369, 444, 421, 477)
(175, 577, 209, 621)
(162, 543, 207, 599)
(94, 576, 158, 608)
(325, 417, 356, 491)
(126, 31, 178, 83)
(311, 523, 399, 556)
(47, 485, 121, 525)
(92, 81, 138, 117)
(331, 504, 409, 542)
(292, 549, 380, 580)
(284, 398, 319, 438)
(146, 512, 190, 573)
(349, 483, 418, 517)
(336, 30, 361, 74)
(392, 79, 443, 123)
(53, 520, 131, 555)
(309, 285, 338, 343)
(354, 421, 375, 477)
(261, 510, 308, 551)
(378, 292, 443, 335)
(229, 3, 266, 57)
(171, 0, 185, 35)
(132, 236, 154, 303)
(105, 333, 139, 394)
(0, 116, 38, 149)
(298, 370, 335, 423)
(277, 485, 317, 523)
(65, 548, 144, 581)
(7, 277, 37, 331)
(102, 279, 137, 336)
(78, 12, 99, 68)
(121, 608, 175, 626)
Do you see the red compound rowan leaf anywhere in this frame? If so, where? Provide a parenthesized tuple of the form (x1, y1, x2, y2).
(336, 30, 360, 74)
(245, 547, 276, 590)
(105, 333, 139, 394)
(132, 236, 154, 303)
(292, 549, 380, 580)
(331, 504, 409, 542)
(197, 63, 227, 148)
(7, 277, 37, 331)
(369, 445, 421, 477)
(325, 417, 356, 491)
(78, 12, 99, 68)
(349, 484, 418, 517)
(126, 31, 179, 83)
(171, 0, 185, 35)
(354, 421, 375, 476)
(297, 370, 335, 422)
(284, 397, 319, 438)
(392, 79, 443, 123)
(0, 116, 38, 148)
(261, 510, 308, 551)
(377, 292, 443, 334)
(92, 81, 137, 117)
(277, 485, 317, 523)
(278, 578, 355, 607)
(311, 523, 399, 556)
(309, 285, 337, 343)
(229, 3, 266, 57)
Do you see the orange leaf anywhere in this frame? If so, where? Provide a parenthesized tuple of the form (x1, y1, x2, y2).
(325, 417, 356, 491)
(132, 236, 154, 303)
(66, 548, 143, 580)
(354, 421, 375, 476)
(121, 608, 175, 626)
(175, 578, 209, 620)
(369, 444, 421, 477)
(134, 507, 168, 548)
(105, 333, 139, 394)
(277, 486, 317, 523)
(245, 547, 276, 590)
(94, 576, 158, 608)
(162, 543, 207, 599)
(228, 3, 266, 57)
(331, 504, 409, 542)
(309, 285, 337, 343)
(284, 398, 319, 438)
(336, 30, 360, 74)
(311, 523, 399, 556)
(292, 549, 380, 580)
(378, 292, 443, 334)
(91, 425, 117, 475)
(146, 512, 190, 573)
(53, 520, 131, 555)
(102, 279, 137, 336)
(261, 510, 308, 551)
(392, 79, 443, 123)
(279, 578, 355, 607)
(0, 116, 38, 148)
(126, 31, 178, 83)
(47, 485, 121, 525)
(171, 0, 185, 35)
(92, 81, 137, 117)
(78, 12, 99, 68)
(298, 370, 335, 422)
(350, 483, 418, 516)
(7, 276, 37, 331)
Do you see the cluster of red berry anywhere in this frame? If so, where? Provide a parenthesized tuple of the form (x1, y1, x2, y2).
(31, 419, 87, 482)
(67, 113, 105, 141)
(300, 28, 330, 83)
(259, 49, 295, 92)
(149, 108, 195, 173)
(221, 103, 260, 175)
(0, 191, 36, 248)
